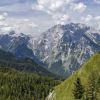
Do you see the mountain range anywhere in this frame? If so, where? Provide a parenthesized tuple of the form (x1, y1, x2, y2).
(0, 23, 100, 77)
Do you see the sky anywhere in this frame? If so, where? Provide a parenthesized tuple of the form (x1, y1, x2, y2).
(0, 0, 100, 35)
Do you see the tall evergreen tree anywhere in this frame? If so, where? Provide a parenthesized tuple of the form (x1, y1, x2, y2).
(73, 77, 84, 99)
(85, 73, 97, 100)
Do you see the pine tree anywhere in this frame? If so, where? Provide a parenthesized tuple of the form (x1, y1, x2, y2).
(73, 77, 84, 99)
(85, 73, 97, 100)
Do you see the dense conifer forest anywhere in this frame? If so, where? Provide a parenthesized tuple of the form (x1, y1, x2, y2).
(0, 68, 60, 100)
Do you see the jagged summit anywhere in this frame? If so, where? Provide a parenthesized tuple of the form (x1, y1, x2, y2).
(30, 23, 100, 76)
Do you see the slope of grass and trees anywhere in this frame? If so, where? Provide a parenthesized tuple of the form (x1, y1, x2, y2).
(48, 52, 100, 100)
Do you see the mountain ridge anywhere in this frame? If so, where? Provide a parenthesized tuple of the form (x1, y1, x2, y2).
(0, 49, 59, 78)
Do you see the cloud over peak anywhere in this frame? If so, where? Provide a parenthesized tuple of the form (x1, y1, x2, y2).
(32, 0, 87, 24)
(70, 2, 87, 13)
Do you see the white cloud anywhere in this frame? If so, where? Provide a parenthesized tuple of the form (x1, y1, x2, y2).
(98, 25, 100, 30)
(81, 15, 100, 24)
(0, 15, 5, 20)
(32, 0, 68, 13)
(3, 12, 8, 17)
(80, 15, 100, 31)
(71, 3, 87, 13)
(0, 12, 8, 21)
(0, 12, 9, 32)
(1, 26, 12, 32)
(32, 4, 44, 11)
(32, 0, 86, 24)
(49, 1, 65, 11)
(81, 15, 93, 23)
(52, 14, 70, 25)
(0, 17, 39, 33)
(28, 23, 38, 28)
(94, 0, 100, 4)
(32, 0, 87, 14)
(95, 16, 100, 20)
(0, 21, 8, 26)
(33, 0, 72, 11)
(22, 18, 30, 22)
(61, 15, 70, 21)
(58, 14, 70, 24)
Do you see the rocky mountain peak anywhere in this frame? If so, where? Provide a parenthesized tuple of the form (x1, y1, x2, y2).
(0, 23, 100, 77)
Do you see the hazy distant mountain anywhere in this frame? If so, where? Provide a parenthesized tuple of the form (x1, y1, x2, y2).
(0, 49, 58, 78)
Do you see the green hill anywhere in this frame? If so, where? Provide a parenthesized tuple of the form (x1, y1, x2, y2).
(48, 52, 100, 100)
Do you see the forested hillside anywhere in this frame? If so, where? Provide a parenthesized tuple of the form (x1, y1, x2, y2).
(0, 68, 60, 100)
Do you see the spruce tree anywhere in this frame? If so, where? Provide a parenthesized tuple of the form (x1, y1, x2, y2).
(85, 73, 97, 100)
(73, 77, 84, 99)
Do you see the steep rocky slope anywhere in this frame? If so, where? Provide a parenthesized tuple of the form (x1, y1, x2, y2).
(29, 23, 100, 76)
